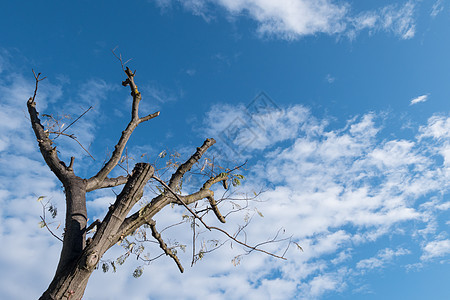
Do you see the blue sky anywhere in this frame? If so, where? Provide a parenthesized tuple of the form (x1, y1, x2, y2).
(0, 0, 449, 299)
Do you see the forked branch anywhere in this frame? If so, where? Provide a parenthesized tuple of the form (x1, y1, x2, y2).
(90, 163, 155, 252)
(169, 138, 216, 190)
(27, 71, 72, 182)
(148, 219, 184, 273)
(112, 139, 217, 242)
(87, 67, 159, 191)
(154, 176, 287, 260)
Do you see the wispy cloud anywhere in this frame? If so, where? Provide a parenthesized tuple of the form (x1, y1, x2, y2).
(185, 68, 196, 76)
(2, 51, 449, 298)
(325, 74, 335, 83)
(0, 58, 66, 298)
(152, 0, 418, 40)
(431, 0, 444, 18)
(421, 239, 450, 260)
(199, 101, 450, 297)
(357, 248, 410, 272)
(410, 94, 429, 105)
(215, 0, 348, 39)
(344, 1, 416, 40)
(0, 49, 9, 74)
(143, 82, 181, 104)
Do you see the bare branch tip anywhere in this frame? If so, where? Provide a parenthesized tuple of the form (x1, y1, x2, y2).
(68, 157, 75, 171)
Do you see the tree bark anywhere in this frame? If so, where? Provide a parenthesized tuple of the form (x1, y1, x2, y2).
(39, 164, 154, 299)
(39, 176, 89, 300)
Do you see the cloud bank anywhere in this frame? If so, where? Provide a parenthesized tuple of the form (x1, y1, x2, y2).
(1, 54, 449, 299)
(198, 100, 450, 298)
(153, 0, 418, 40)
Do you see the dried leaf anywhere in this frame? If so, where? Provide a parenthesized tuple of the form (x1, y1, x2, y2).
(294, 242, 303, 252)
(116, 254, 127, 265)
(102, 262, 109, 273)
(48, 205, 57, 218)
(255, 208, 264, 218)
(133, 266, 143, 278)
(232, 255, 242, 266)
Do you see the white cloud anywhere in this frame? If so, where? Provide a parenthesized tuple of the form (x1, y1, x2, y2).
(200, 103, 450, 297)
(431, 0, 444, 18)
(349, 1, 416, 40)
(216, 0, 348, 39)
(410, 94, 429, 105)
(419, 115, 450, 139)
(325, 74, 335, 83)
(380, 1, 416, 39)
(2, 54, 449, 298)
(144, 82, 180, 104)
(356, 248, 410, 271)
(152, 0, 418, 40)
(421, 239, 450, 260)
(203, 102, 322, 158)
(0, 98, 64, 298)
(306, 272, 345, 298)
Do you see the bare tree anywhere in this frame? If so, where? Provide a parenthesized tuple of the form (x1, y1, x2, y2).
(28, 66, 288, 299)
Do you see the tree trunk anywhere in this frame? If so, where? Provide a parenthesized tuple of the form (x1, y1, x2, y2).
(40, 176, 90, 300)
(39, 164, 156, 299)
(39, 242, 102, 300)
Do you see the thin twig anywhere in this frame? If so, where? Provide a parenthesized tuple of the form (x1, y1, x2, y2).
(152, 175, 287, 260)
(48, 131, 95, 160)
(40, 216, 63, 242)
(31, 69, 46, 101)
(39, 200, 63, 242)
(153, 176, 210, 229)
(209, 225, 286, 260)
(148, 219, 184, 273)
(112, 47, 132, 71)
(60, 105, 93, 135)
(191, 218, 196, 267)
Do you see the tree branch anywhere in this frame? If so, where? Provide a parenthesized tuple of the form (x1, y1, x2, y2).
(179, 189, 225, 223)
(40, 216, 63, 242)
(27, 71, 72, 182)
(168, 138, 216, 190)
(90, 163, 154, 252)
(139, 111, 161, 123)
(148, 219, 184, 273)
(87, 68, 159, 191)
(48, 131, 95, 161)
(86, 175, 129, 192)
(86, 219, 101, 233)
(112, 139, 218, 247)
(175, 172, 230, 223)
(153, 177, 287, 260)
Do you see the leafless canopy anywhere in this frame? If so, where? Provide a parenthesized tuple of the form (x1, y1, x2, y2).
(28, 64, 291, 300)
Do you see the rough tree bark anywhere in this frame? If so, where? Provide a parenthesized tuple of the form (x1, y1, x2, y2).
(28, 67, 285, 299)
